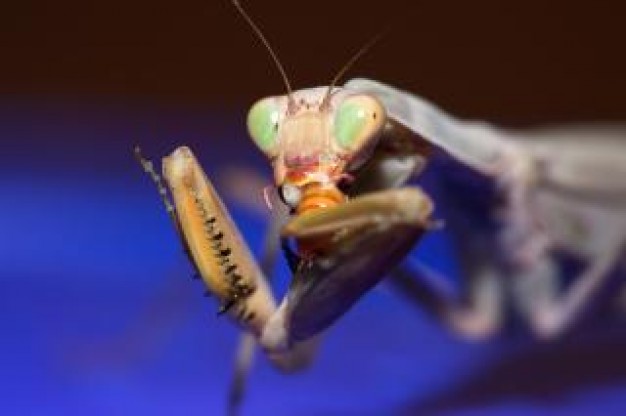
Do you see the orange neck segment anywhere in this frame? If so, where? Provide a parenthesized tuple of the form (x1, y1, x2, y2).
(295, 182, 346, 215)
(293, 182, 346, 258)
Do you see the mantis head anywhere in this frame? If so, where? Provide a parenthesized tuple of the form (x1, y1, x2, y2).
(232, 0, 385, 212)
(246, 87, 386, 211)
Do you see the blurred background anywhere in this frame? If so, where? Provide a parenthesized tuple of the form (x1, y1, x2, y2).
(1, 0, 625, 414)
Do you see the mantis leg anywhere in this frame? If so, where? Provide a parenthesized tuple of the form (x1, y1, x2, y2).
(260, 187, 433, 350)
(161, 147, 320, 368)
(513, 241, 625, 339)
(159, 146, 278, 332)
(140, 146, 317, 362)
(388, 259, 504, 340)
(227, 333, 255, 416)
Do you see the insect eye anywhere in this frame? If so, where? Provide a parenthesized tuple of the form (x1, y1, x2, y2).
(333, 94, 386, 152)
(247, 99, 281, 157)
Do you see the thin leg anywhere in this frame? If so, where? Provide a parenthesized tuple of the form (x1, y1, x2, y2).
(515, 241, 625, 339)
(227, 333, 256, 416)
(387, 260, 458, 318)
(386, 178, 506, 340)
(388, 259, 504, 340)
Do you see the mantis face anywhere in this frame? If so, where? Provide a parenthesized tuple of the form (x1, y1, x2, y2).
(247, 87, 386, 212)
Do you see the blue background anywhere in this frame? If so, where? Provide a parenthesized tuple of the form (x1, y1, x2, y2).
(2, 99, 626, 415)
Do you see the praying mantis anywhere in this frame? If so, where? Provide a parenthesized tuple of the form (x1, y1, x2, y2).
(136, 0, 626, 413)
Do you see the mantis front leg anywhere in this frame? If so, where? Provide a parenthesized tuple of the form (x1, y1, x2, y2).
(260, 187, 433, 347)
(137, 145, 317, 370)
(161, 146, 276, 329)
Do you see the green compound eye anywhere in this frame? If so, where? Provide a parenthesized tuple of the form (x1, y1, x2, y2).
(247, 99, 280, 156)
(333, 95, 385, 151)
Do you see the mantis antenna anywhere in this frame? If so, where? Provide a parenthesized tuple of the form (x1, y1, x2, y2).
(232, 0, 297, 111)
(320, 30, 386, 110)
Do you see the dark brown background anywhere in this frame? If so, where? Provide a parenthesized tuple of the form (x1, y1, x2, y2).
(1, 0, 625, 123)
